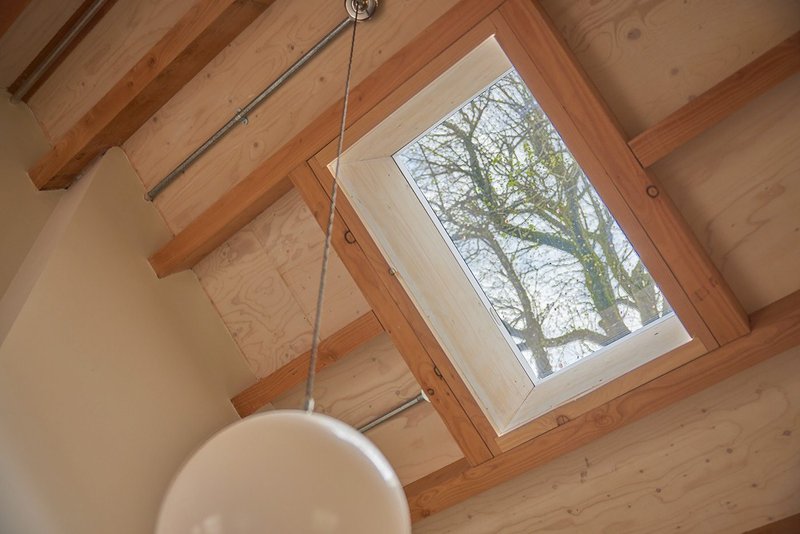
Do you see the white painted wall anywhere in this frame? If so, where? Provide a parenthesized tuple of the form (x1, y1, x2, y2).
(0, 98, 254, 533)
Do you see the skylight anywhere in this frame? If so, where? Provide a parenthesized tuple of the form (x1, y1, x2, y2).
(395, 69, 672, 381)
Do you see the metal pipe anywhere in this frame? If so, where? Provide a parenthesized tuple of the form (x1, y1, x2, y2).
(12, 0, 109, 102)
(358, 390, 428, 434)
(146, 15, 358, 201)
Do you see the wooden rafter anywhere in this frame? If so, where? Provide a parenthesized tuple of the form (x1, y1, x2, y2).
(27, 0, 272, 190)
(290, 161, 496, 465)
(405, 289, 800, 522)
(7, 0, 120, 101)
(148, 0, 506, 278)
(0, 0, 32, 39)
(744, 513, 800, 534)
(231, 311, 384, 418)
(497, 0, 749, 347)
(629, 31, 800, 168)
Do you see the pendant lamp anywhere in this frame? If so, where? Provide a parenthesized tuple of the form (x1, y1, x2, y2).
(155, 1, 411, 532)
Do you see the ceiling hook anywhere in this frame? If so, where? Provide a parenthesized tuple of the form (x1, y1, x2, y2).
(346, 0, 378, 21)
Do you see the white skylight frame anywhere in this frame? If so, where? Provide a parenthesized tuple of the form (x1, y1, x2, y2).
(317, 34, 700, 436)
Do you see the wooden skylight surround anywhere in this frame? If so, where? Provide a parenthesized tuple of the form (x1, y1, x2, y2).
(314, 35, 703, 436)
(305, 1, 748, 456)
(394, 68, 696, 426)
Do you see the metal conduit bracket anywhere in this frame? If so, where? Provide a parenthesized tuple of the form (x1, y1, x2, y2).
(234, 108, 248, 126)
(346, 0, 378, 21)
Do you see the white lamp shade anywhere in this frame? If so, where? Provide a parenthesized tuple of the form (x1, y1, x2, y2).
(156, 411, 411, 533)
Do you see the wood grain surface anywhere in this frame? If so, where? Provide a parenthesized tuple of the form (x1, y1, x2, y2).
(28, 0, 271, 189)
(0, 0, 85, 88)
(414, 343, 800, 533)
(231, 311, 383, 417)
(540, 0, 800, 137)
(408, 289, 800, 524)
(272, 333, 465, 485)
(652, 75, 800, 314)
(629, 32, 800, 167)
(194, 188, 369, 378)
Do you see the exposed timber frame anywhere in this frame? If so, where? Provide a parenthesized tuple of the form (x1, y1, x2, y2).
(231, 311, 384, 418)
(27, 0, 273, 190)
(148, 0, 508, 278)
(405, 289, 800, 521)
(291, 160, 497, 465)
(743, 512, 800, 534)
(8, 0, 120, 102)
(628, 31, 800, 168)
(140, 0, 798, 522)
(493, 0, 748, 347)
(292, 0, 752, 454)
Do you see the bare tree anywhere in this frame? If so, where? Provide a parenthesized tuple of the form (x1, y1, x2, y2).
(398, 71, 670, 379)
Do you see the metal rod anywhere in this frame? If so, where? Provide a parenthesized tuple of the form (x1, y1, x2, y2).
(358, 391, 428, 434)
(12, 0, 109, 102)
(145, 16, 355, 201)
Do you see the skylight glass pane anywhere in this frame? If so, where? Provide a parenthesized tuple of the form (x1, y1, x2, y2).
(395, 69, 673, 381)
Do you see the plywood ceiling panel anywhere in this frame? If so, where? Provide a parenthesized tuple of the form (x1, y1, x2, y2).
(541, 0, 800, 137)
(194, 189, 369, 377)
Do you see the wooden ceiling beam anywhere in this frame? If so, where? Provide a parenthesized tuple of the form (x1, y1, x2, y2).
(231, 311, 384, 418)
(27, 0, 272, 191)
(744, 512, 800, 533)
(290, 161, 496, 466)
(499, 0, 749, 346)
(148, 0, 506, 278)
(0, 0, 32, 39)
(629, 31, 800, 168)
(405, 288, 800, 522)
(8, 0, 120, 102)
